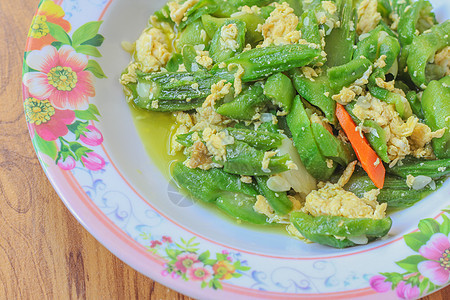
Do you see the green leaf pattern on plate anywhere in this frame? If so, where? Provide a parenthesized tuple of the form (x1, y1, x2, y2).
(370, 209, 450, 298)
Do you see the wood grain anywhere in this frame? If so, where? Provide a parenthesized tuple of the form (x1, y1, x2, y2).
(0, 0, 447, 299)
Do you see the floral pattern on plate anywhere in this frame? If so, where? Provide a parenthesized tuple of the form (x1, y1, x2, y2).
(142, 233, 251, 290)
(370, 208, 450, 299)
(23, 0, 106, 172)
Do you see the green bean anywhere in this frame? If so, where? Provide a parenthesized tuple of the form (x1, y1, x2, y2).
(407, 20, 450, 88)
(344, 171, 443, 208)
(216, 194, 269, 224)
(290, 211, 392, 248)
(422, 76, 450, 158)
(166, 53, 184, 72)
(286, 96, 336, 180)
(324, 0, 356, 67)
(177, 19, 211, 52)
(368, 69, 413, 119)
(289, 69, 336, 124)
(211, 44, 321, 82)
(353, 25, 400, 73)
(123, 71, 216, 111)
(226, 127, 283, 150)
(311, 122, 355, 166)
(255, 176, 292, 215)
(406, 90, 424, 119)
(363, 119, 390, 163)
(172, 162, 268, 224)
(222, 141, 291, 175)
(300, 9, 321, 46)
(264, 72, 296, 113)
(202, 13, 264, 45)
(172, 161, 257, 202)
(327, 57, 372, 93)
(182, 45, 207, 72)
(210, 20, 246, 63)
(387, 157, 450, 179)
(397, 0, 435, 46)
(216, 82, 269, 120)
(179, 0, 219, 30)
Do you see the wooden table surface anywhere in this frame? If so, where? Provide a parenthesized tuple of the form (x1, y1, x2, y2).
(0, 0, 448, 299)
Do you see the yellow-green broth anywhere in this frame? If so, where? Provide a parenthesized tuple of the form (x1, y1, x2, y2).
(128, 102, 183, 179)
(129, 103, 288, 235)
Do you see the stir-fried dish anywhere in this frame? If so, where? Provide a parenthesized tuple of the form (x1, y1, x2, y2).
(120, 0, 450, 248)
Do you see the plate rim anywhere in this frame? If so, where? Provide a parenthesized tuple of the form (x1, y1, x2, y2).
(22, 0, 450, 299)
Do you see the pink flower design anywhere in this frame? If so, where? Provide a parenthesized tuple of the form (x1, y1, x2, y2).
(369, 275, 392, 293)
(395, 281, 420, 299)
(162, 236, 173, 243)
(57, 156, 76, 170)
(417, 233, 450, 286)
(35, 108, 75, 141)
(187, 263, 212, 282)
(81, 152, 105, 171)
(150, 240, 162, 248)
(175, 253, 199, 273)
(80, 125, 103, 146)
(23, 45, 95, 110)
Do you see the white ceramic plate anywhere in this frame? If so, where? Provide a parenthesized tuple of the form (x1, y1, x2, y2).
(23, 0, 450, 298)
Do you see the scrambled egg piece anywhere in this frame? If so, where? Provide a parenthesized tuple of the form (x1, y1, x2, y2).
(240, 175, 253, 183)
(228, 63, 245, 96)
(303, 183, 386, 220)
(135, 28, 172, 72)
(240, 5, 261, 15)
(354, 65, 373, 85)
(262, 151, 277, 171)
(184, 141, 213, 169)
(434, 46, 450, 76)
(410, 123, 446, 149)
(169, 112, 194, 155)
(176, 111, 194, 127)
(390, 13, 400, 30)
(253, 195, 291, 223)
(168, 0, 198, 25)
(202, 80, 232, 108)
(120, 62, 140, 86)
(254, 195, 274, 217)
(322, 1, 337, 15)
(301, 67, 319, 81)
(332, 86, 357, 105)
(257, 2, 302, 47)
(374, 55, 387, 69)
(406, 174, 415, 189)
(375, 77, 395, 91)
(357, 0, 381, 34)
(202, 127, 234, 161)
(195, 50, 213, 70)
(170, 123, 189, 155)
(353, 94, 445, 165)
(220, 23, 239, 51)
(286, 223, 311, 242)
(191, 106, 230, 132)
